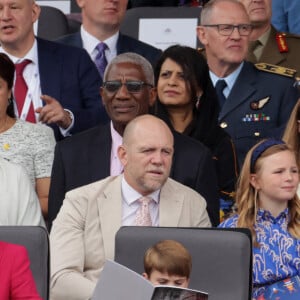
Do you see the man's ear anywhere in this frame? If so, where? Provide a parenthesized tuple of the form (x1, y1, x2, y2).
(76, 0, 85, 9)
(196, 26, 208, 46)
(117, 145, 127, 168)
(32, 2, 41, 23)
(142, 272, 149, 279)
(148, 87, 157, 107)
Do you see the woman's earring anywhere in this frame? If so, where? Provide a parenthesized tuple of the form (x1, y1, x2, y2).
(196, 95, 202, 109)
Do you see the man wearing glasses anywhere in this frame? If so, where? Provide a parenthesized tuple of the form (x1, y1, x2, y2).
(48, 52, 220, 231)
(197, 0, 299, 166)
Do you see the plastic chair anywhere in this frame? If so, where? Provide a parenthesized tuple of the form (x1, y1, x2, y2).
(115, 226, 252, 300)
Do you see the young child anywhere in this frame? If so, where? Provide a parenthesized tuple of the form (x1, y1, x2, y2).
(142, 240, 191, 288)
(219, 139, 300, 299)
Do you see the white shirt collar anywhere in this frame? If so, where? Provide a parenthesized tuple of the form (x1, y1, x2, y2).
(209, 62, 244, 97)
(80, 25, 119, 62)
(0, 39, 38, 67)
(121, 175, 160, 206)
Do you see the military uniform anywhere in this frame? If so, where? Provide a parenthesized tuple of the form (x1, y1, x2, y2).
(247, 26, 300, 75)
(218, 61, 299, 167)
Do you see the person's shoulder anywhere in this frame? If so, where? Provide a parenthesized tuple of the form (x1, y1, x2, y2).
(65, 175, 120, 200)
(37, 37, 88, 56)
(173, 131, 211, 155)
(57, 123, 109, 149)
(0, 241, 27, 256)
(14, 120, 53, 138)
(118, 33, 161, 55)
(249, 61, 297, 85)
(56, 32, 81, 45)
(164, 178, 204, 198)
(279, 31, 300, 43)
(218, 214, 238, 228)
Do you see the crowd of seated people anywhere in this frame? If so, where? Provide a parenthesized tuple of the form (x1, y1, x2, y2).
(0, 0, 300, 299)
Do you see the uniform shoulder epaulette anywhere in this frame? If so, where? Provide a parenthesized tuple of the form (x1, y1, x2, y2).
(255, 62, 297, 78)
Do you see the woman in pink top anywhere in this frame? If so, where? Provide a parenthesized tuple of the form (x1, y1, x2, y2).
(0, 241, 42, 300)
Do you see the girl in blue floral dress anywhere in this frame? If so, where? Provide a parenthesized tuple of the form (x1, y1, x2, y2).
(219, 139, 300, 299)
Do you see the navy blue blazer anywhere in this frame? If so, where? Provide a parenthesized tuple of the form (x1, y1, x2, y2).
(37, 38, 108, 140)
(56, 32, 162, 68)
(218, 61, 299, 166)
(48, 123, 220, 229)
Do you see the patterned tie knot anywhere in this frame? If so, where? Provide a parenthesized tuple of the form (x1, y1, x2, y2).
(96, 42, 107, 54)
(15, 59, 31, 76)
(135, 196, 152, 226)
(95, 42, 108, 78)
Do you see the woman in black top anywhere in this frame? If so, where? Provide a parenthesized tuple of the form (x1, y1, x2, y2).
(152, 45, 239, 221)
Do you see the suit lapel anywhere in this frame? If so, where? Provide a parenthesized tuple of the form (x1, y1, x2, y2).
(116, 34, 131, 54)
(260, 26, 286, 66)
(88, 124, 112, 182)
(159, 180, 184, 226)
(219, 62, 256, 120)
(97, 176, 122, 258)
(37, 38, 62, 100)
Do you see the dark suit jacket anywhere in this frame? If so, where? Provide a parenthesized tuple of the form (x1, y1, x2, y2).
(219, 61, 299, 166)
(48, 123, 219, 229)
(37, 38, 108, 140)
(56, 32, 162, 68)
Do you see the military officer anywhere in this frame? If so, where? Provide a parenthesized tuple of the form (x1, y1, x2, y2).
(197, 0, 299, 166)
(239, 0, 300, 75)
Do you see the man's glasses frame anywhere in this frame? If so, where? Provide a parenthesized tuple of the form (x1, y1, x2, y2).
(102, 80, 153, 93)
(201, 24, 253, 36)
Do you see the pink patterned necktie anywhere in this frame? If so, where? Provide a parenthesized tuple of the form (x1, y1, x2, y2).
(134, 197, 152, 226)
(94, 42, 108, 78)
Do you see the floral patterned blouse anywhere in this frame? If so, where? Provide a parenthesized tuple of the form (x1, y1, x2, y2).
(219, 208, 300, 298)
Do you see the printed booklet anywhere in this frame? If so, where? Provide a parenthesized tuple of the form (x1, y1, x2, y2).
(92, 259, 208, 300)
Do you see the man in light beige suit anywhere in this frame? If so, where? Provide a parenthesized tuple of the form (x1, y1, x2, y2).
(50, 115, 211, 300)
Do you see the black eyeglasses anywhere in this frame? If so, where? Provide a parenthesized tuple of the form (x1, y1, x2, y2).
(202, 24, 252, 36)
(102, 80, 153, 93)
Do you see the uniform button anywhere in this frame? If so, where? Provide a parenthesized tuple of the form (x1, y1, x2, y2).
(254, 132, 260, 137)
(220, 122, 227, 128)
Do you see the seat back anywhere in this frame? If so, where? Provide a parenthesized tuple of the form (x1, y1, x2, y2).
(115, 226, 252, 300)
(37, 6, 70, 40)
(120, 6, 203, 49)
(0, 226, 49, 300)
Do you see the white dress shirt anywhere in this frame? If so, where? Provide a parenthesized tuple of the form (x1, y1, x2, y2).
(0, 40, 74, 136)
(121, 175, 160, 226)
(80, 25, 118, 65)
(210, 62, 244, 98)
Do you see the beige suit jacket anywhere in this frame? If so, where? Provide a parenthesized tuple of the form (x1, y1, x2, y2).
(50, 175, 211, 300)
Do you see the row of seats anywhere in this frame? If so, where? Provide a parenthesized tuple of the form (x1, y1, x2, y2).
(2, 226, 252, 300)
(38, 6, 203, 48)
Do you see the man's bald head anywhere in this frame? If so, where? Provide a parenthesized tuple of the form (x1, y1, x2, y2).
(118, 115, 174, 196)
